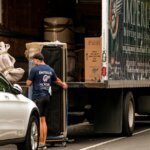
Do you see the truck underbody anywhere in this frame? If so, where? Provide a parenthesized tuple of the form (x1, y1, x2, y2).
(68, 81, 150, 136)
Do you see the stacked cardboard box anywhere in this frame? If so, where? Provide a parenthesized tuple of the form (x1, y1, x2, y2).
(84, 37, 102, 82)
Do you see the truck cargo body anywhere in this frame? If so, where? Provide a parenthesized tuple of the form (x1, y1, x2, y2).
(67, 0, 150, 136)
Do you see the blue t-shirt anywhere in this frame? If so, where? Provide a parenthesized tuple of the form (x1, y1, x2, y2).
(28, 64, 57, 100)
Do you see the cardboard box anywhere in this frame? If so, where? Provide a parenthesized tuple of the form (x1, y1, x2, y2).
(84, 37, 102, 82)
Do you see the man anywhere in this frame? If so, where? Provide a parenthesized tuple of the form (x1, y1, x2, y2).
(26, 53, 68, 149)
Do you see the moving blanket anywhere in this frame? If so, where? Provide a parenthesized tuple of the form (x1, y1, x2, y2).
(0, 41, 24, 83)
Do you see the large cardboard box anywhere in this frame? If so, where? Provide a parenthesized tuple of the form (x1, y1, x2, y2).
(84, 37, 102, 82)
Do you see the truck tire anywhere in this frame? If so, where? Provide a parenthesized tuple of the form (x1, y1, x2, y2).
(122, 92, 135, 136)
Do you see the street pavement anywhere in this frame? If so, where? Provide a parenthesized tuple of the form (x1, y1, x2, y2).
(0, 120, 150, 150)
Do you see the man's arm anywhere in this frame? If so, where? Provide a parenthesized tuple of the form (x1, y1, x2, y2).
(54, 78, 68, 89)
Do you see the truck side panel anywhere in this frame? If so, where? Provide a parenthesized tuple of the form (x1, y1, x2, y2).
(102, 0, 150, 81)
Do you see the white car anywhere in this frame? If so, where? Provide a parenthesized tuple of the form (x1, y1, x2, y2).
(0, 73, 40, 150)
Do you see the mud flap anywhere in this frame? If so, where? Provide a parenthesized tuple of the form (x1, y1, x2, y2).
(94, 89, 123, 134)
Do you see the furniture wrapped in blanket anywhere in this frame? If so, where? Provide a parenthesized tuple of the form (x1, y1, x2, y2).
(0, 42, 25, 83)
(24, 41, 64, 60)
(24, 42, 43, 60)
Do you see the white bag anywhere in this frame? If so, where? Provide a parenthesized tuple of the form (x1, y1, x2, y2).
(0, 41, 25, 82)
(3, 68, 25, 83)
(0, 53, 15, 72)
(0, 41, 10, 53)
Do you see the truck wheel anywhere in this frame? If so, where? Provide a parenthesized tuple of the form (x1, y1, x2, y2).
(122, 92, 135, 136)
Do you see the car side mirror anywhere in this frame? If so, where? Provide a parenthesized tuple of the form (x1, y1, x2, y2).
(12, 84, 23, 94)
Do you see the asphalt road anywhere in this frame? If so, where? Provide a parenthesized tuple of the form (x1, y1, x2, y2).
(1, 117, 150, 150)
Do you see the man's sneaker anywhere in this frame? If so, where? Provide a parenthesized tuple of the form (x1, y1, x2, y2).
(38, 144, 47, 150)
(43, 146, 47, 150)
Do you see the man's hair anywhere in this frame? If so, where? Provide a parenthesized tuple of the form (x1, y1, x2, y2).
(32, 53, 44, 61)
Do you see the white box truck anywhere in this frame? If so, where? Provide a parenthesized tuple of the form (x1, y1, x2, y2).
(67, 0, 150, 136)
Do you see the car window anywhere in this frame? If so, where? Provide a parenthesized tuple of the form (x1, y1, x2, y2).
(0, 77, 11, 92)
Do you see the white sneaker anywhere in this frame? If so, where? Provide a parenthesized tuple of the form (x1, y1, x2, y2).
(43, 146, 47, 150)
(38, 144, 47, 150)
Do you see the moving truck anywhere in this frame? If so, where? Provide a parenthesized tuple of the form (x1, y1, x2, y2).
(67, 0, 150, 136)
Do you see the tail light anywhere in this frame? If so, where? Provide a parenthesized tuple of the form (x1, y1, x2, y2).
(102, 67, 106, 76)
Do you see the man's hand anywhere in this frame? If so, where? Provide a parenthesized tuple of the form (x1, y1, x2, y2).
(54, 78, 68, 89)
(62, 82, 68, 89)
(26, 79, 32, 87)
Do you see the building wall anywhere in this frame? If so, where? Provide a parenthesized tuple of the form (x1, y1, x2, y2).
(1, 0, 47, 57)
